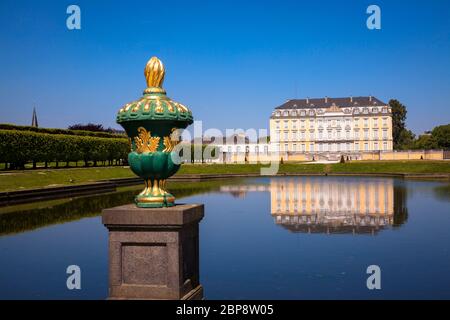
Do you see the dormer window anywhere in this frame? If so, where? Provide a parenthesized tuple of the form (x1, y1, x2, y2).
(372, 107, 378, 113)
(291, 110, 297, 116)
(363, 108, 369, 114)
(300, 110, 306, 116)
(283, 111, 289, 116)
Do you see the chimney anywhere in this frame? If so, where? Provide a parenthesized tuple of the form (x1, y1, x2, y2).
(325, 96, 328, 103)
(350, 96, 353, 102)
(369, 95, 372, 102)
(306, 97, 309, 104)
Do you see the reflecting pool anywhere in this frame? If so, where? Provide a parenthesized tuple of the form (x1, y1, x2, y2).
(0, 176, 449, 299)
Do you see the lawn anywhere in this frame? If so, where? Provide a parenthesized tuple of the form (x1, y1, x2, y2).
(0, 161, 449, 192)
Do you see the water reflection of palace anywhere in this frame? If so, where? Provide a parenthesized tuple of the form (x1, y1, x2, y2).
(220, 178, 408, 234)
(270, 178, 406, 234)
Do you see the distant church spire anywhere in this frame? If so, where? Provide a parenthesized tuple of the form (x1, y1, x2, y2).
(31, 107, 38, 127)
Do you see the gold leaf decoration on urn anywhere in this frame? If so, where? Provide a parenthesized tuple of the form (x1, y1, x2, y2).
(134, 127, 160, 153)
(144, 56, 165, 88)
(163, 128, 181, 152)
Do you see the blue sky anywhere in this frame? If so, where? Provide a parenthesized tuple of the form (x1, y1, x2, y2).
(0, 0, 449, 134)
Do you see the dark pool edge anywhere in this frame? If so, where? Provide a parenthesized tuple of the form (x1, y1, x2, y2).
(1, 172, 449, 206)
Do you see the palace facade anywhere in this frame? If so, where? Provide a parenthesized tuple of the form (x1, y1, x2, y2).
(269, 96, 393, 160)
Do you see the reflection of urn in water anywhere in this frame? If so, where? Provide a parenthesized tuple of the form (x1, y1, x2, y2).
(116, 57, 193, 207)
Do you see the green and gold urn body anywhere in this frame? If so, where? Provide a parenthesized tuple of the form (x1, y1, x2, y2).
(116, 57, 193, 208)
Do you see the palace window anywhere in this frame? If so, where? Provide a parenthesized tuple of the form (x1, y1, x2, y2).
(293, 143, 297, 151)
(310, 144, 314, 152)
(310, 132, 315, 140)
(337, 131, 341, 139)
(328, 131, 332, 139)
(374, 142, 378, 150)
(318, 131, 323, 140)
(355, 142, 359, 151)
(364, 130, 369, 139)
(283, 111, 289, 116)
(364, 143, 369, 151)
(373, 118, 378, 127)
(383, 118, 388, 126)
(346, 130, 350, 139)
(354, 118, 359, 126)
(347, 143, 351, 151)
(275, 121, 280, 129)
(300, 110, 306, 116)
(383, 142, 388, 150)
(292, 120, 297, 129)
(284, 144, 288, 152)
(228, 146, 232, 153)
(383, 130, 388, 139)
(284, 121, 288, 129)
(236, 146, 241, 153)
(291, 110, 297, 116)
(301, 120, 305, 128)
(275, 131, 280, 142)
(364, 118, 368, 127)
(301, 144, 305, 152)
(354, 130, 359, 139)
(264, 146, 268, 154)
(284, 132, 288, 141)
(373, 129, 378, 139)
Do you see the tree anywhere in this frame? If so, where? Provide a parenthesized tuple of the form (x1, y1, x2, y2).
(68, 123, 115, 133)
(396, 129, 415, 150)
(413, 134, 438, 150)
(389, 99, 408, 149)
(431, 124, 450, 150)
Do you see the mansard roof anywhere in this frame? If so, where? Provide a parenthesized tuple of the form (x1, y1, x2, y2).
(275, 96, 387, 110)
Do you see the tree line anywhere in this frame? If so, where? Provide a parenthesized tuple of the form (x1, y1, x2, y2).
(0, 130, 129, 170)
(390, 99, 449, 150)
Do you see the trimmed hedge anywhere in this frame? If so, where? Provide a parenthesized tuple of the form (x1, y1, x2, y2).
(0, 130, 129, 167)
(0, 123, 125, 139)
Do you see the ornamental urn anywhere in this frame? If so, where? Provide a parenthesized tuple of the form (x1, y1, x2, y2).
(116, 56, 193, 208)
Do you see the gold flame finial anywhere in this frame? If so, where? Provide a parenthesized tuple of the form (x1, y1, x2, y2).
(144, 56, 165, 88)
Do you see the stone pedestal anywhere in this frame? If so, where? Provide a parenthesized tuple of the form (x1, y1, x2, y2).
(102, 203, 204, 300)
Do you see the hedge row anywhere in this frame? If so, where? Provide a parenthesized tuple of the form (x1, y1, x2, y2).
(0, 130, 129, 167)
(0, 123, 126, 139)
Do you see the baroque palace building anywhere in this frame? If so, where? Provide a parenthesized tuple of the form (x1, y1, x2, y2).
(269, 96, 393, 160)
